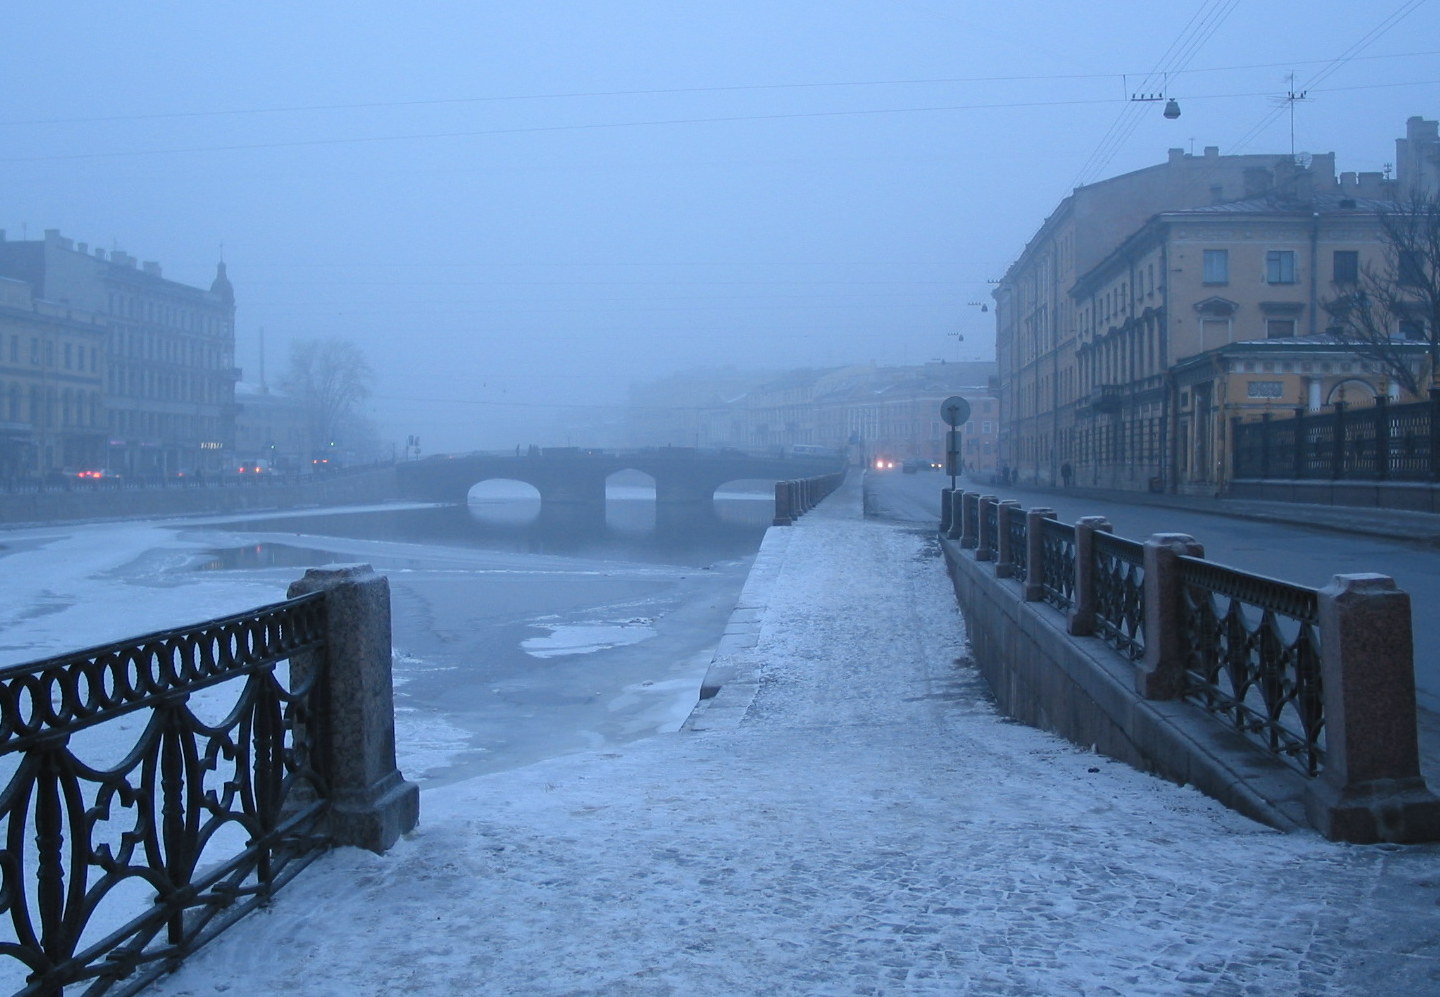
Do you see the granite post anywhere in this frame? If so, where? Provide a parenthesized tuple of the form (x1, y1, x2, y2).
(945, 489, 964, 541)
(287, 564, 420, 853)
(1136, 533, 1204, 699)
(994, 500, 1022, 578)
(1304, 573, 1440, 843)
(975, 495, 998, 562)
(1022, 507, 1056, 602)
(773, 481, 793, 526)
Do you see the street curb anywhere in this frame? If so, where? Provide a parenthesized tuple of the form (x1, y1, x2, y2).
(680, 525, 790, 733)
(681, 473, 863, 732)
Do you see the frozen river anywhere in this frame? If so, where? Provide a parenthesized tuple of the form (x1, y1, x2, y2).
(0, 480, 774, 786)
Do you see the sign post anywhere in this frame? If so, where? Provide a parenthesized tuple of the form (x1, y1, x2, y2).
(940, 395, 971, 491)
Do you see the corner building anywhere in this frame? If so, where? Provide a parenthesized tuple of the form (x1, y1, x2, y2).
(995, 115, 1440, 492)
(0, 230, 238, 478)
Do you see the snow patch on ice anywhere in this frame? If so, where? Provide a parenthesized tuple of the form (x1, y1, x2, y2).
(521, 618, 657, 658)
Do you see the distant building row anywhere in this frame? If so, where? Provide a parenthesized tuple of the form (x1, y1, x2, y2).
(993, 114, 1440, 493)
(0, 230, 319, 480)
(623, 361, 1000, 477)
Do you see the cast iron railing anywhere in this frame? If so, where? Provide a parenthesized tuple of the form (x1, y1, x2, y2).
(1176, 558, 1325, 776)
(980, 501, 999, 561)
(1092, 532, 1146, 662)
(0, 594, 331, 996)
(1232, 396, 1440, 482)
(946, 492, 1326, 778)
(1005, 511, 1028, 585)
(940, 488, 1439, 841)
(1038, 518, 1076, 612)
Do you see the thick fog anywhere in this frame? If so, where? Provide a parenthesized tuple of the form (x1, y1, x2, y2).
(3, 2, 1434, 452)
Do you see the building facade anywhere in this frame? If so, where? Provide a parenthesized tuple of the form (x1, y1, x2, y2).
(0, 275, 108, 478)
(621, 361, 996, 473)
(0, 229, 238, 478)
(996, 114, 1440, 492)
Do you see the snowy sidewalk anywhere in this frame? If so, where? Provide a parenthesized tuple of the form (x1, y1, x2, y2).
(147, 479, 1439, 997)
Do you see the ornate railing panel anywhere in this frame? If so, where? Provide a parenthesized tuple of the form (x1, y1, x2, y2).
(1005, 513, 1028, 585)
(1092, 532, 1145, 662)
(1233, 398, 1439, 482)
(980, 502, 998, 560)
(0, 594, 331, 996)
(1038, 518, 1076, 612)
(1176, 557, 1324, 775)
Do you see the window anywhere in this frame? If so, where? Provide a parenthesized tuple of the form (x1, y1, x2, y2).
(1266, 250, 1297, 284)
(1399, 249, 1426, 287)
(1266, 319, 1296, 339)
(1333, 250, 1359, 284)
(1248, 381, 1285, 399)
(1203, 249, 1229, 284)
(1399, 319, 1425, 341)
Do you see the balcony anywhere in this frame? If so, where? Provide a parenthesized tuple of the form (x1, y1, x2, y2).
(1089, 384, 1124, 414)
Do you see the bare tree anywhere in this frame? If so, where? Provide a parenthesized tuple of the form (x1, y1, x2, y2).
(1324, 193, 1440, 397)
(283, 338, 374, 458)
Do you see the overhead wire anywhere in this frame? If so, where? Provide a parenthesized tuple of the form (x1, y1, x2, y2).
(3, 76, 1436, 166)
(1068, 0, 1241, 191)
(4, 50, 1435, 130)
(1225, 0, 1429, 154)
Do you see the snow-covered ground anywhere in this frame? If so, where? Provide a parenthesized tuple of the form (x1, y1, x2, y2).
(113, 480, 1440, 997)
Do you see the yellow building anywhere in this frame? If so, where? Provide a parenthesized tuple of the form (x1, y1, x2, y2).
(1069, 189, 1428, 492)
(996, 114, 1439, 493)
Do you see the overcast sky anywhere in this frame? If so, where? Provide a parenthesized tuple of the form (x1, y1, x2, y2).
(3, 2, 1436, 452)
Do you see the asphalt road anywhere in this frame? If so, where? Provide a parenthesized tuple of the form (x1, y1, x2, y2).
(864, 467, 1440, 780)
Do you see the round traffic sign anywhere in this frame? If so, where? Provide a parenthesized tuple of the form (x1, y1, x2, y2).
(940, 395, 971, 427)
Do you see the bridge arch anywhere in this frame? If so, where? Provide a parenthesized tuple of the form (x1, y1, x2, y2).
(466, 478, 541, 525)
(397, 450, 844, 519)
(713, 477, 778, 526)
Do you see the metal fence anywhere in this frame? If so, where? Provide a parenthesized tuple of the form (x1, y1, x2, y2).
(1232, 396, 1440, 481)
(1176, 558, 1325, 776)
(947, 491, 1327, 779)
(1038, 518, 1076, 613)
(0, 595, 332, 996)
(1092, 532, 1146, 663)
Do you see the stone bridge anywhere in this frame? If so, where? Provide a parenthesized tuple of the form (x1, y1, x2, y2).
(395, 448, 844, 512)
